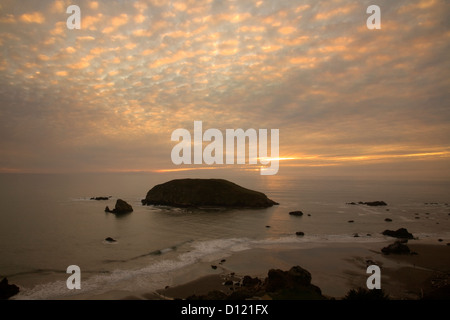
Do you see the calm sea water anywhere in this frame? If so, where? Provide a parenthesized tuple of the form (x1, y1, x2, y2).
(0, 171, 449, 299)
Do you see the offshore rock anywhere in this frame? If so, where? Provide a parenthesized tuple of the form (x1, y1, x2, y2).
(141, 179, 278, 208)
(105, 199, 133, 214)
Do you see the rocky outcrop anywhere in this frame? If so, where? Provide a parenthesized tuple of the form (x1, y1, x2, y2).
(0, 278, 19, 300)
(141, 179, 278, 208)
(186, 266, 325, 300)
(105, 199, 133, 214)
(382, 228, 414, 239)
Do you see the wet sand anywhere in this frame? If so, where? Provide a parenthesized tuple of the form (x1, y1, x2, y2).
(153, 241, 450, 300)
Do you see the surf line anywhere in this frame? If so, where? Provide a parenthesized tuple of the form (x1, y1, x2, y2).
(171, 121, 279, 175)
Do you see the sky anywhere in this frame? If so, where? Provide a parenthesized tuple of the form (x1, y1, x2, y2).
(0, 0, 449, 179)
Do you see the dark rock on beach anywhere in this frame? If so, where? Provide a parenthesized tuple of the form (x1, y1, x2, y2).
(382, 228, 414, 239)
(364, 201, 387, 206)
(141, 179, 278, 208)
(242, 276, 261, 288)
(382, 241, 411, 255)
(385, 218, 393, 222)
(296, 231, 305, 236)
(186, 265, 325, 300)
(343, 287, 390, 300)
(289, 211, 303, 216)
(105, 199, 133, 214)
(264, 266, 324, 299)
(0, 278, 20, 300)
(105, 237, 116, 242)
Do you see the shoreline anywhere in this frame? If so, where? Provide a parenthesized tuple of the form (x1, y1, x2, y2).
(8, 238, 449, 300)
(132, 239, 450, 300)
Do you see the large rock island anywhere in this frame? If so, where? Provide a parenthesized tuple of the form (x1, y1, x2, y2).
(141, 179, 278, 208)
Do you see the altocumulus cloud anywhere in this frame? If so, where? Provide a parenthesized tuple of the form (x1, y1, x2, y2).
(0, 0, 449, 176)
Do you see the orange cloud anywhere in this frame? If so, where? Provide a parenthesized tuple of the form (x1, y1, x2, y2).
(124, 42, 137, 50)
(173, 2, 187, 11)
(102, 14, 128, 34)
(289, 56, 317, 68)
(133, 29, 152, 37)
(50, 1, 65, 13)
(278, 26, 297, 35)
(134, 14, 146, 24)
(315, 5, 356, 20)
(89, 2, 99, 10)
(20, 12, 45, 24)
(83, 14, 104, 30)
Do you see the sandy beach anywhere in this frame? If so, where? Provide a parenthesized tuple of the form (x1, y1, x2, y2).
(110, 239, 450, 300)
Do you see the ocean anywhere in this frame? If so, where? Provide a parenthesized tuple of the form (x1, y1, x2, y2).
(0, 171, 449, 299)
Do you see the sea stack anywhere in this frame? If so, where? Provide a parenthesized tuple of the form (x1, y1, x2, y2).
(105, 199, 133, 214)
(141, 178, 278, 208)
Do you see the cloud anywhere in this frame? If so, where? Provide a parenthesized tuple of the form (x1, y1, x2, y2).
(0, 0, 448, 177)
(19, 12, 45, 24)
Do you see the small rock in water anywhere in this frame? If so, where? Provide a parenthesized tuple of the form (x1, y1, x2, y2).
(296, 231, 305, 236)
(353, 233, 359, 237)
(348, 220, 354, 223)
(265, 225, 271, 228)
(289, 211, 303, 216)
(211, 265, 217, 270)
(224, 280, 233, 286)
(105, 237, 116, 242)
(367, 233, 372, 236)
(307, 214, 311, 216)
(91, 196, 110, 201)
(385, 218, 393, 222)
(438, 239, 443, 242)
